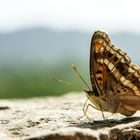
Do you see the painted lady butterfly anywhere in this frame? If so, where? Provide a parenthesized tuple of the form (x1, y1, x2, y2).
(83, 31, 140, 120)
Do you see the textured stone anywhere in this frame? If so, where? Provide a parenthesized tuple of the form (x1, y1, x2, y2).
(0, 92, 140, 140)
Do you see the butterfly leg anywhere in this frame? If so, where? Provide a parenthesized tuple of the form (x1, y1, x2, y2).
(82, 104, 93, 122)
(99, 105, 105, 120)
(79, 99, 99, 122)
(78, 99, 93, 122)
(78, 99, 91, 121)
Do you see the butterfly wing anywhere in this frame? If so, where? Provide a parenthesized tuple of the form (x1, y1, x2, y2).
(90, 31, 140, 116)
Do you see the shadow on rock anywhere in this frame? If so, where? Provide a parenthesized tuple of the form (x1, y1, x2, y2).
(71, 117, 140, 130)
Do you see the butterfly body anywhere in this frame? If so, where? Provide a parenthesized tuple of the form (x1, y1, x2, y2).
(86, 31, 140, 117)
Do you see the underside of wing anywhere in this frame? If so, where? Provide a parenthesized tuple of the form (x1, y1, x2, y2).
(90, 31, 140, 115)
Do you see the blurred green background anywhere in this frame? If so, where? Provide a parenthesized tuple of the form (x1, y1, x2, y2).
(0, 0, 140, 98)
(0, 29, 91, 98)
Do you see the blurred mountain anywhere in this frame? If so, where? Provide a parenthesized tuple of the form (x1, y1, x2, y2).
(0, 28, 139, 65)
(0, 28, 90, 66)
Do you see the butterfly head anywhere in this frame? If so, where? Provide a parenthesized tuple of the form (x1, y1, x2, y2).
(84, 86, 99, 97)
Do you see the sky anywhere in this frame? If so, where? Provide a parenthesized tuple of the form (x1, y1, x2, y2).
(0, 0, 140, 33)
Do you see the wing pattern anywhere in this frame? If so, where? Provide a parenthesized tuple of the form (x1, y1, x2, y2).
(89, 31, 140, 116)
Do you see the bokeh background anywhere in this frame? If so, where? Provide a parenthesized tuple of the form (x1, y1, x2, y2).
(0, 0, 140, 98)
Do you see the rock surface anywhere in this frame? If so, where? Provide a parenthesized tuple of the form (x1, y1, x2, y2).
(0, 92, 140, 140)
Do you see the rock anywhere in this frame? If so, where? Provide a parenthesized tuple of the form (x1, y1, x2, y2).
(0, 92, 140, 140)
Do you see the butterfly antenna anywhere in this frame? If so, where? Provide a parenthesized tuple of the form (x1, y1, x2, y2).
(51, 76, 72, 85)
(51, 76, 85, 90)
(71, 64, 91, 91)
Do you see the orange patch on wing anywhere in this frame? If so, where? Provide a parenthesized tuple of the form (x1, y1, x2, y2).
(95, 43, 102, 53)
(103, 65, 108, 82)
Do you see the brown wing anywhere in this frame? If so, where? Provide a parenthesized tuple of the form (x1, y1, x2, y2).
(90, 31, 140, 115)
(90, 31, 131, 96)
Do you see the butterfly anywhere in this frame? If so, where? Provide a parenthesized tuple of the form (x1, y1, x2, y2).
(80, 31, 140, 121)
